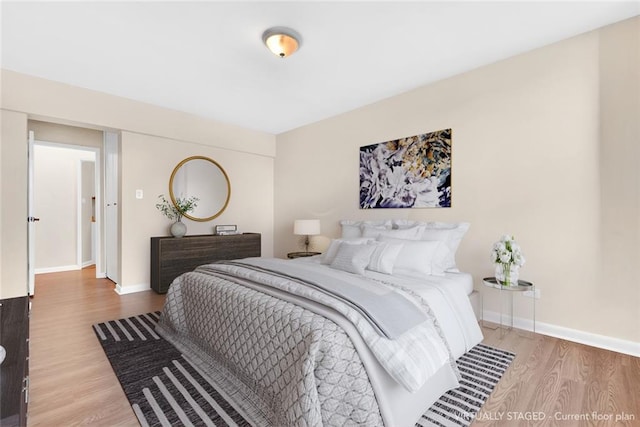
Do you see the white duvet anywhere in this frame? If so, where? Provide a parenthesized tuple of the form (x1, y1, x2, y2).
(162, 255, 483, 427)
(364, 269, 483, 359)
(294, 256, 483, 359)
(288, 256, 484, 426)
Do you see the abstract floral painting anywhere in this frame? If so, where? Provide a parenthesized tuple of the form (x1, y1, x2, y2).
(359, 128, 452, 209)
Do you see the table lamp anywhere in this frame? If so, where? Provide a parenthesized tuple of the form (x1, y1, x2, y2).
(294, 219, 320, 253)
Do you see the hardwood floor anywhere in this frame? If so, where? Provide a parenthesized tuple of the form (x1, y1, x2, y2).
(27, 267, 165, 427)
(27, 268, 639, 426)
(473, 329, 639, 426)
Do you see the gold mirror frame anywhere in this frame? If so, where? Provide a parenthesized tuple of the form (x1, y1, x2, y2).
(169, 156, 231, 222)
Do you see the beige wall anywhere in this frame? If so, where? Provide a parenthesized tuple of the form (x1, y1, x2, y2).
(597, 18, 640, 343)
(0, 71, 275, 295)
(1, 18, 636, 344)
(0, 109, 28, 299)
(30, 120, 103, 148)
(2, 70, 274, 157)
(275, 17, 639, 343)
(120, 131, 274, 289)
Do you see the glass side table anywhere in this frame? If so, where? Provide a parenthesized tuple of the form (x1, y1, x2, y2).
(481, 277, 535, 336)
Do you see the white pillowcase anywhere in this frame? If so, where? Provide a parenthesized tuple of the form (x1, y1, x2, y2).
(420, 226, 468, 271)
(379, 236, 444, 278)
(340, 220, 392, 238)
(361, 224, 425, 240)
(390, 220, 470, 271)
(330, 242, 376, 275)
(360, 224, 389, 238)
(321, 238, 371, 265)
(366, 240, 404, 275)
(334, 220, 469, 273)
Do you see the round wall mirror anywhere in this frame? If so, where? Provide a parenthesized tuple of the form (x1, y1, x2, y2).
(169, 156, 231, 222)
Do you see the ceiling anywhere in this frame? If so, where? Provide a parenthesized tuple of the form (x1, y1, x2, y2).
(2, 1, 638, 135)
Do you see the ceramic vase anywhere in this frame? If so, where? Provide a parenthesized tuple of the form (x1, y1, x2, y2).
(170, 220, 187, 238)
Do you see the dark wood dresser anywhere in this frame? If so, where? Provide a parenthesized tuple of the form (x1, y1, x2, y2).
(0, 296, 29, 427)
(150, 233, 261, 294)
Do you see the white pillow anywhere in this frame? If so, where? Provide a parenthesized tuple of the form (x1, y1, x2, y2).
(366, 240, 404, 275)
(360, 224, 389, 238)
(340, 220, 391, 238)
(425, 221, 469, 230)
(391, 219, 422, 229)
(420, 223, 470, 271)
(390, 220, 470, 271)
(379, 237, 444, 278)
(321, 238, 371, 265)
(362, 225, 425, 240)
(330, 242, 376, 275)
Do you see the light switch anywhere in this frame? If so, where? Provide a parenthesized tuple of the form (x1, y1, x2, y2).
(135, 189, 143, 199)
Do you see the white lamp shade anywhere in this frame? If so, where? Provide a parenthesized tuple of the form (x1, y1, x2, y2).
(294, 219, 320, 236)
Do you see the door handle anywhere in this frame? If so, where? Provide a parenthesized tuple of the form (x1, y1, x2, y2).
(27, 217, 40, 222)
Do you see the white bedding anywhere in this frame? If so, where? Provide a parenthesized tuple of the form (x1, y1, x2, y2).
(295, 255, 481, 360)
(288, 255, 483, 425)
(159, 253, 483, 426)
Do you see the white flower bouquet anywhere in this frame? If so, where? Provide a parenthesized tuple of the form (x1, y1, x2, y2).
(491, 235, 525, 285)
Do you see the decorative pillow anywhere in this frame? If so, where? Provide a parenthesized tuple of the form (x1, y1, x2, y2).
(330, 242, 376, 275)
(366, 240, 404, 275)
(340, 220, 392, 238)
(379, 237, 444, 278)
(320, 238, 371, 265)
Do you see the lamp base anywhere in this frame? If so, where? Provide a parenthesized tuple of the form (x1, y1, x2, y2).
(298, 235, 314, 252)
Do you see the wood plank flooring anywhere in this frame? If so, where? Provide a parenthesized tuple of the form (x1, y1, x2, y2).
(26, 268, 639, 426)
(28, 267, 165, 427)
(476, 328, 640, 426)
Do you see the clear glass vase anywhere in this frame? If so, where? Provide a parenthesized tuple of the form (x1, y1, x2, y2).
(495, 263, 519, 286)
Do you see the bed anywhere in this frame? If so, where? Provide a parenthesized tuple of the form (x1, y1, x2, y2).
(156, 220, 483, 427)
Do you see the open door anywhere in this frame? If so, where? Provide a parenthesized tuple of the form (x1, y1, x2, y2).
(104, 132, 119, 284)
(27, 131, 38, 295)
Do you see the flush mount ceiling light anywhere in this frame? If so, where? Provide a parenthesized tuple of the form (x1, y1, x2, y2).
(262, 27, 301, 58)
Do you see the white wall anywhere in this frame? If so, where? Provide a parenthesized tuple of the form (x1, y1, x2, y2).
(81, 160, 95, 266)
(29, 120, 104, 273)
(33, 144, 94, 272)
(275, 17, 639, 344)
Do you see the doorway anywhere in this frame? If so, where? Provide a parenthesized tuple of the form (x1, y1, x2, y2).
(28, 138, 102, 295)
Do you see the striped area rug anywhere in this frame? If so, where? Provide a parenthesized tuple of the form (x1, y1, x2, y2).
(93, 313, 514, 427)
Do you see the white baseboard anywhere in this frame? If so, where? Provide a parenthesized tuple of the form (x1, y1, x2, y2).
(482, 309, 640, 357)
(114, 282, 152, 295)
(81, 260, 95, 268)
(35, 265, 81, 274)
